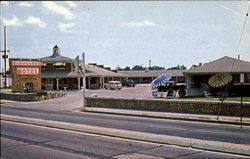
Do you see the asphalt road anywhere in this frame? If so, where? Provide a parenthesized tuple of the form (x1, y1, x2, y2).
(1, 120, 246, 159)
(1, 105, 250, 146)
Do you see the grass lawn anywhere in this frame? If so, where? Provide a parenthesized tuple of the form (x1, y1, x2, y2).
(177, 97, 250, 102)
(226, 97, 250, 102)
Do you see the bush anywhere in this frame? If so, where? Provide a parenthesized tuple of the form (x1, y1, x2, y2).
(36, 91, 48, 96)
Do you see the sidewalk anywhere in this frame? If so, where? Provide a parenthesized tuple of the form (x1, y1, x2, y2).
(83, 107, 250, 126)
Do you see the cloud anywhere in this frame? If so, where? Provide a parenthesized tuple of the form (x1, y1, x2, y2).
(122, 20, 156, 27)
(58, 23, 75, 33)
(216, 4, 244, 17)
(19, 2, 33, 7)
(1, 16, 19, 26)
(0, 1, 9, 5)
(26, 16, 46, 28)
(42, 1, 76, 19)
(64, 1, 77, 8)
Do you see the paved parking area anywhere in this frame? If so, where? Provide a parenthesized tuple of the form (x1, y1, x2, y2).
(86, 84, 154, 99)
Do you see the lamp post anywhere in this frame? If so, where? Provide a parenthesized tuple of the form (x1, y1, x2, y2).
(82, 52, 86, 107)
(240, 73, 244, 128)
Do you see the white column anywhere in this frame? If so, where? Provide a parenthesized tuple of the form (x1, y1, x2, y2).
(56, 78, 59, 91)
(77, 77, 80, 90)
(186, 75, 191, 96)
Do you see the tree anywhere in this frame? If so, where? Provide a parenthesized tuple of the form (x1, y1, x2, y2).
(167, 65, 187, 70)
(132, 65, 146, 70)
(149, 66, 165, 70)
(116, 65, 123, 71)
(123, 66, 131, 71)
(190, 63, 202, 70)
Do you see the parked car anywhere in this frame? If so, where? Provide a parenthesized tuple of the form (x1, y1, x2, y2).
(122, 79, 136, 87)
(104, 81, 122, 90)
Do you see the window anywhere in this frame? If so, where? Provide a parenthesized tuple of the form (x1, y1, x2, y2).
(232, 74, 240, 83)
(245, 74, 250, 83)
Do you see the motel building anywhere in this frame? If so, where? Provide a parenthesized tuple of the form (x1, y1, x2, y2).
(118, 70, 186, 84)
(40, 45, 127, 90)
(184, 56, 250, 97)
(9, 45, 127, 92)
(40, 45, 82, 90)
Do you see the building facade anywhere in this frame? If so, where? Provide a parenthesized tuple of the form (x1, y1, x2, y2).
(40, 45, 127, 90)
(184, 56, 250, 97)
(40, 45, 82, 90)
(85, 63, 127, 89)
(118, 70, 185, 84)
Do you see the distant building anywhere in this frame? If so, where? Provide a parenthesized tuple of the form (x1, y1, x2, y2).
(118, 70, 185, 84)
(85, 63, 127, 89)
(184, 56, 250, 96)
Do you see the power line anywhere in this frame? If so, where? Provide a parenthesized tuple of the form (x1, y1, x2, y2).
(235, 4, 250, 57)
(231, 4, 250, 72)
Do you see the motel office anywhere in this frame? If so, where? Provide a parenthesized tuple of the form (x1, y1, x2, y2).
(11, 45, 127, 92)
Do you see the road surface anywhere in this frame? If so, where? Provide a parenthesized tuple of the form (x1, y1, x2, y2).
(1, 120, 246, 159)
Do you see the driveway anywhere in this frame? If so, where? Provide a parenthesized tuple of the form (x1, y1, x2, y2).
(86, 84, 154, 99)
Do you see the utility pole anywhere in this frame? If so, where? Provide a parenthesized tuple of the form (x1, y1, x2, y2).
(1, 26, 10, 88)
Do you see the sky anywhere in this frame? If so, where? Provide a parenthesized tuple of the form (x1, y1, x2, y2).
(0, 1, 250, 71)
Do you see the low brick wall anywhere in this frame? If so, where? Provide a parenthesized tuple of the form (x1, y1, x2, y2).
(0, 92, 66, 102)
(86, 97, 250, 117)
(1, 93, 37, 102)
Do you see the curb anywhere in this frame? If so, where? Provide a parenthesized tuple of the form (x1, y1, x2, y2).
(83, 109, 250, 126)
(1, 114, 250, 157)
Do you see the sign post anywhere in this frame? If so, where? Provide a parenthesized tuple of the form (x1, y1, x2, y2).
(240, 73, 244, 128)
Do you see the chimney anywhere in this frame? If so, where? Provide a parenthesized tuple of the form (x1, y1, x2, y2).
(149, 60, 151, 68)
(238, 54, 240, 60)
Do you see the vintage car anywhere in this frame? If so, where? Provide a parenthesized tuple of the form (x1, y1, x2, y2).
(104, 81, 122, 90)
(122, 79, 136, 87)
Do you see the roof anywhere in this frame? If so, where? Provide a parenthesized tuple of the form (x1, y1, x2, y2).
(85, 64, 127, 77)
(185, 56, 250, 74)
(42, 71, 82, 78)
(40, 55, 73, 63)
(118, 70, 185, 77)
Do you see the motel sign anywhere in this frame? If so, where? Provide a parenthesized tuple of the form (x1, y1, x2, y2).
(9, 58, 41, 93)
(16, 68, 39, 75)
